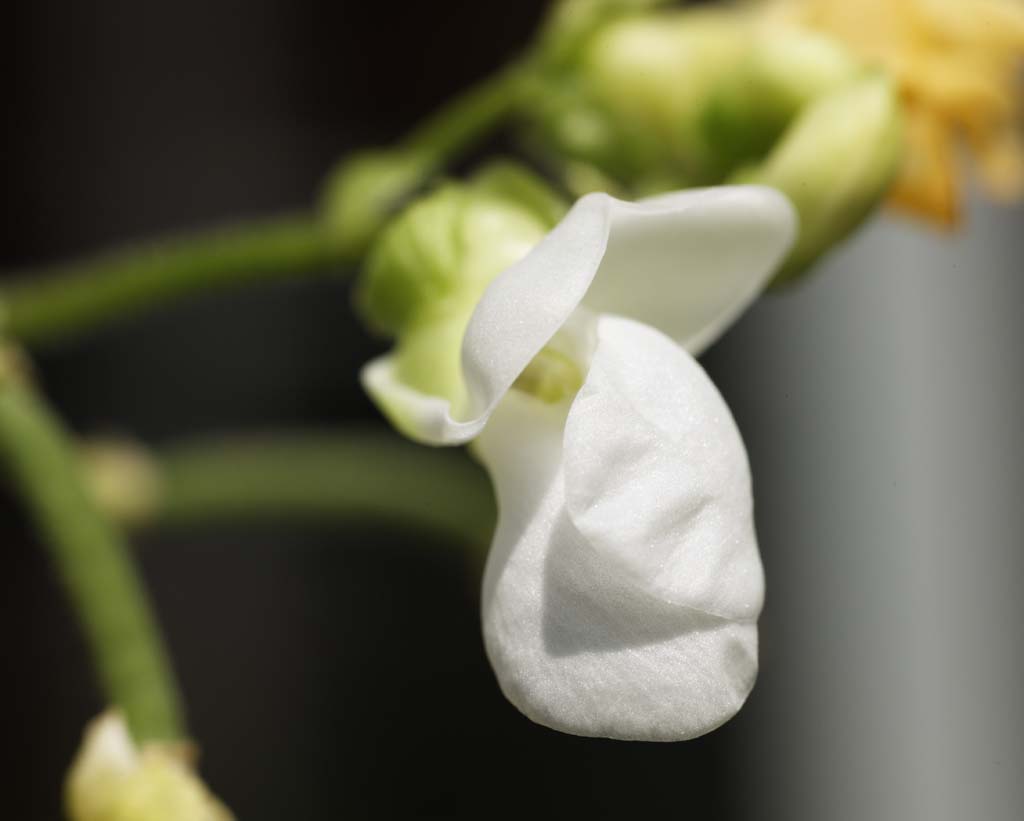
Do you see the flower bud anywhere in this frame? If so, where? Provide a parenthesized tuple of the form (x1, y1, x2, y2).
(734, 74, 903, 282)
(358, 167, 562, 409)
(66, 712, 232, 821)
(524, 8, 901, 278)
(320, 148, 434, 260)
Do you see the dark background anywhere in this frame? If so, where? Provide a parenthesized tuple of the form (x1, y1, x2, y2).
(2, 2, 750, 818)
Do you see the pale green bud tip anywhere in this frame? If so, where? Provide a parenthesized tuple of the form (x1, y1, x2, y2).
(66, 711, 233, 821)
(80, 439, 163, 526)
(321, 149, 433, 259)
(359, 174, 556, 336)
(739, 74, 904, 282)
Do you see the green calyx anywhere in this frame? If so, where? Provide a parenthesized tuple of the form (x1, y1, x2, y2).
(523, 8, 903, 279)
(537, 10, 866, 189)
(358, 164, 566, 406)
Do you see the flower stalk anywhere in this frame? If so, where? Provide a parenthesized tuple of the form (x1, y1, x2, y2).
(0, 214, 340, 347)
(113, 431, 496, 552)
(0, 348, 184, 742)
(0, 55, 542, 349)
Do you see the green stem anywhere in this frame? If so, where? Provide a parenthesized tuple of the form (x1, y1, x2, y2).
(0, 48, 540, 348)
(320, 58, 540, 259)
(0, 214, 344, 347)
(401, 60, 534, 165)
(147, 431, 496, 552)
(0, 360, 184, 742)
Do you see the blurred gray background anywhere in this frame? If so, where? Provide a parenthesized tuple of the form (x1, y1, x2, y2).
(712, 197, 1024, 821)
(3, 1, 1022, 818)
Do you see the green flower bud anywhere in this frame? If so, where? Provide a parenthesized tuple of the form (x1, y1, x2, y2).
(539, 11, 864, 187)
(735, 74, 903, 283)
(536, 0, 676, 69)
(523, 8, 901, 278)
(320, 148, 434, 260)
(359, 166, 563, 406)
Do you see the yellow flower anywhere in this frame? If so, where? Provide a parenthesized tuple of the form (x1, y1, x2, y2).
(66, 712, 233, 821)
(763, 0, 1024, 226)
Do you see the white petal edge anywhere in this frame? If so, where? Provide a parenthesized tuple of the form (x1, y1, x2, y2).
(362, 186, 796, 446)
(476, 316, 761, 741)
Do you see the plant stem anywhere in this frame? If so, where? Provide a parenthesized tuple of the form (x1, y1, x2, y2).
(0, 360, 184, 742)
(147, 431, 496, 552)
(0, 60, 538, 350)
(0, 214, 343, 347)
(401, 60, 534, 166)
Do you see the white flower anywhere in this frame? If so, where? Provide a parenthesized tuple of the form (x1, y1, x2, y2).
(363, 186, 796, 740)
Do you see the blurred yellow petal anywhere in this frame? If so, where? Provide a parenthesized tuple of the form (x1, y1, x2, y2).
(761, 0, 1024, 225)
(968, 124, 1024, 199)
(887, 108, 960, 226)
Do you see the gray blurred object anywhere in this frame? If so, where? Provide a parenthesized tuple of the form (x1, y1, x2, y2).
(712, 195, 1024, 821)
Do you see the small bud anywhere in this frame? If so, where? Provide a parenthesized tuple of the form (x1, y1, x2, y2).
(79, 438, 163, 527)
(523, 8, 900, 277)
(536, 0, 672, 68)
(320, 148, 434, 260)
(735, 74, 903, 282)
(66, 711, 232, 821)
(358, 170, 559, 407)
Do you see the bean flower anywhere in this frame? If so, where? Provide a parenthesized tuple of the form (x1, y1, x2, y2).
(360, 179, 796, 740)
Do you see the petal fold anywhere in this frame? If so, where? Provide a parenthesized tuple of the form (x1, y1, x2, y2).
(564, 315, 763, 620)
(476, 317, 761, 741)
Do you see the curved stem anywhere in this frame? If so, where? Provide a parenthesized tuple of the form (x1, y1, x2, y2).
(1, 62, 537, 350)
(148, 431, 496, 552)
(0, 359, 184, 742)
(0, 214, 344, 347)
(401, 60, 534, 166)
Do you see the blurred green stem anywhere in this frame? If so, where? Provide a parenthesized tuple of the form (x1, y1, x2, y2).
(0, 354, 184, 742)
(403, 61, 533, 167)
(0, 61, 538, 349)
(0, 214, 342, 347)
(146, 432, 496, 551)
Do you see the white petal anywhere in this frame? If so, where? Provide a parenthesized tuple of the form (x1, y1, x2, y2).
(564, 315, 763, 620)
(364, 186, 795, 446)
(476, 321, 761, 741)
(361, 354, 482, 445)
(582, 187, 796, 355)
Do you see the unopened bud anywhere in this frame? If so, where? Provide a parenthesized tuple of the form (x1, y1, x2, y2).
(0, 345, 31, 388)
(736, 74, 903, 282)
(66, 711, 232, 821)
(321, 148, 434, 260)
(359, 169, 561, 406)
